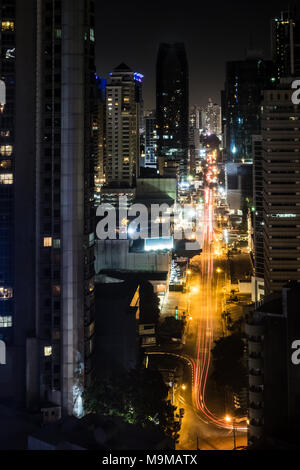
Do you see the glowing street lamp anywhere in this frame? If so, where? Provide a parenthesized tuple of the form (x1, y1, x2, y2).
(216, 267, 222, 274)
(225, 415, 236, 450)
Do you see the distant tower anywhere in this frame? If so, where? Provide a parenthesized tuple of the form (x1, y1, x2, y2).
(156, 43, 189, 180)
(105, 64, 141, 187)
(271, 10, 300, 79)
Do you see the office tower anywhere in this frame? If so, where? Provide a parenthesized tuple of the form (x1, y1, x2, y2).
(203, 98, 222, 136)
(251, 135, 264, 301)
(189, 106, 201, 175)
(0, 0, 96, 417)
(222, 54, 276, 163)
(156, 43, 189, 180)
(246, 283, 300, 446)
(105, 64, 141, 187)
(262, 84, 300, 295)
(144, 110, 157, 168)
(94, 75, 107, 205)
(271, 10, 300, 80)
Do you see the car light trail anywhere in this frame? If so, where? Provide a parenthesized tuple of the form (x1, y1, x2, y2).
(191, 185, 247, 432)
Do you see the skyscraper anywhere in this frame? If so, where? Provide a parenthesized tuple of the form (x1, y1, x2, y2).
(156, 43, 189, 180)
(105, 63, 141, 187)
(271, 10, 300, 80)
(144, 110, 157, 168)
(203, 98, 222, 136)
(222, 54, 276, 163)
(0, 0, 96, 417)
(262, 84, 300, 295)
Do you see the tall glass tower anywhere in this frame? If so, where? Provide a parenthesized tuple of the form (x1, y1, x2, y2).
(156, 43, 189, 180)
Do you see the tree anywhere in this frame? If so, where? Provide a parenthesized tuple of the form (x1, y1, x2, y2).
(139, 281, 160, 324)
(83, 368, 180, 442)
(158, 316, 184, 343)
(211, 332, 247, 393)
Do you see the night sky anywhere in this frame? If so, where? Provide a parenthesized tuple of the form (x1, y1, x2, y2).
(95, 0, 297, 109)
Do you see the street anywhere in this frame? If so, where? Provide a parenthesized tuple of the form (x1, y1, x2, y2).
(177, 186, 247, 450)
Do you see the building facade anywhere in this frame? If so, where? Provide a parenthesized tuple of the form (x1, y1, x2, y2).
(105, 63, 141, 187)
(156, 43, 189, 180)
(222, 55, 276, 163)
(0, 0, 96, 417)
(246, 283, 300, 446)
(271, 10, 300, 80)
(262, 84, 300, 295)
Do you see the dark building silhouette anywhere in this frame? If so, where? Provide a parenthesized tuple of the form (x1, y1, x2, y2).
(222, 53, 276, 164)
(271, 10, 300, 80)
(246, 283, 300, 447)
(0, 0, 96, 417)
(156, 43, 189, 180)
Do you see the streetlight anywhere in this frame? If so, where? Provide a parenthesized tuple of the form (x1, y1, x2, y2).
(181, 384, 187, 391)
(225, 415, 236, 450)
(216, 267, 222, 274)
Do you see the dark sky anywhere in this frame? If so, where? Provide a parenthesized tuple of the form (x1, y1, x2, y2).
(95, 0, 297, 109)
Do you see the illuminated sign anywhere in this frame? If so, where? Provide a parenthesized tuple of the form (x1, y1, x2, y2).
(134, 72, 144, 83)
(144, 236, 173, 251)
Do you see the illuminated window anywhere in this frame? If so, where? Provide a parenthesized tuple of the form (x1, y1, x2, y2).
(43, 237, 52, 247)
(0, 145, 13, 156)
(90, 28, 95, 41)
(0, 317, 12, 328)
(0, 131, 10, 137)
(53, 239, 60, 249)
(44, 346, 52, 357)
(1, 21, 14, 32)
(0, 287, 13, 301)
(0, 160, 11, 170)
(0, 174, 13, 185)
(53, 285, 61, 296)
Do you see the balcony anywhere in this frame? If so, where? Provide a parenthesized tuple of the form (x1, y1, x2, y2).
(249, 388, 263, 403)
(249, 403, 264, 419)
(249, 370, 264, 387)
(245, 322, 264, 337)
(248, 354, 263, 369)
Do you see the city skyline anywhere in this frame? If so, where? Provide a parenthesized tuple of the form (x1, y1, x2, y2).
(95, 0, 298, 108)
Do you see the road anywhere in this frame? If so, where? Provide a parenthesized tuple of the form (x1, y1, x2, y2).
(177, 187, 247, 450)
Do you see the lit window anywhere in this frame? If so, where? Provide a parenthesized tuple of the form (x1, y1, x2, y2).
(0, 287, 13, 301)
(44, 346, 52, 357)
(43, 237, 52, 247)
(53, 239, 60, 249)
(90, 28, 95, 42)
(0, 317, 12, 328)
(0, 174, 13, 185)
(0, 145, 13, 156)
(56, 29, 61, 38)
(0, 160, 11, 170)
(1, 21, 14, 32)
(53, 285, 61, 296)
(0, 131, 10, 137)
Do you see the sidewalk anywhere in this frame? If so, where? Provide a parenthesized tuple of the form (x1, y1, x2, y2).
(160, 289, 189, 319)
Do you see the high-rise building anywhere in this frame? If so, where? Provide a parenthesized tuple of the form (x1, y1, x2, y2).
(144, 110, 157, 168)
(105, 63, 141, 187)
(271, 10, 300, 80)
(156, 43, 189, 180)
(246, 282, 300, 446)
(262, 84, 300, 295)
(251, 135, 264, 301)
(222, 54, 276, 163)
(203, 98, 222, 136)
(0, 0, 96, 417)
(94, 75, 107, 205)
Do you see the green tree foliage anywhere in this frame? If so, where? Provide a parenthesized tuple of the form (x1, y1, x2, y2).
(211, 332, 247, 393)
(83, 368, 180, 441)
